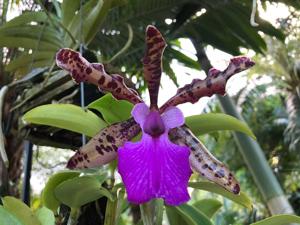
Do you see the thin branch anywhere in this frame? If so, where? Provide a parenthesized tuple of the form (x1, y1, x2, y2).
(0, 86, 9, 168)
(250, 0, 259, 27)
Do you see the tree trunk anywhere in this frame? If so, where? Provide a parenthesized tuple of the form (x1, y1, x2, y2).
(191, 39, 294, 215)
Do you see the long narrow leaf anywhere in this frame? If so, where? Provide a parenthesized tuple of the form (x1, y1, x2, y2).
(251, 214, 300, 225)
(189, 181, 252, 209)
(3, 11, 47, 27)
(185, 113, 255, 139)
(0, 37, 59, 51)
(166, 204, 213, 225)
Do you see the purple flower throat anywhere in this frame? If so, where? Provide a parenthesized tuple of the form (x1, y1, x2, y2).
(143, 111, 165, 137)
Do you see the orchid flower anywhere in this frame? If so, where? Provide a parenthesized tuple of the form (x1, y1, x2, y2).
(56, 26, 255, 206)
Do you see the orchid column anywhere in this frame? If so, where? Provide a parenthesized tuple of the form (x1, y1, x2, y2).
(191, 40, 294, 215)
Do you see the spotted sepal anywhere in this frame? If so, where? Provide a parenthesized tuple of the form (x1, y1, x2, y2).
(56, 48, 143, 105)
(67, 118, 140, 169)
(142, 25, 167, 109)
(170, 126, 240, 195)
(160, 57, 255, 112)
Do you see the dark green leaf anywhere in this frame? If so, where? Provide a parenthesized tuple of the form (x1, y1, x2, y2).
(61, 0, 80, 27)
(167, 47, 200, 70)
(0, 37, 59, 51)
(3, 11, 47, 27)
(6, 52, 56, 72)
(0, 25, 62, 47)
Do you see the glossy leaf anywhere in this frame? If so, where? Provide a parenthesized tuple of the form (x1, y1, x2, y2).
(250, 214, 300, 225)
(0, 206, 23, 225)
(166, 204, 213, 225)
(185, 113, 256, 139)
(189, 181, 252, 209)
(35, 207, 55, 225)
(88, 93, 133, 124)
(2, 196, 41, 225)
(42, 170, 80, 213)
(23, 104, 107, 137)
(54, 175, 113, 208)
(192, 199, 222, 218)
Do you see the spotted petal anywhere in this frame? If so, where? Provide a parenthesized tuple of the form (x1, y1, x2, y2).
(56, 48, 142, 105)
(67, 118, 140, 169)
(170, 126, 240, 195)
(160, 57, 255, 112)
(118, 133, 191, 205)
(143, 25, 167, 109)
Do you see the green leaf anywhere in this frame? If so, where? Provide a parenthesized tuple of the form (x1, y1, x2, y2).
(189, 181, 252, 209)
(3, 11, 47, 27)
(83, 0, 113, 44)
(88, 93, 133, 124)
(167, 47, 200, 70)
(23, 104, 107, 137)
(166, 204, 213, 225)
(2, 196, 41, 225)
(15, 59, 54, 76)
(185, 113, 256, 139)
(61, 0, 80, 27)
(0, 25, 62, 47)
(42, 170, 80, 213)
(251, 214, 300, 225)
(6, 51, 56, 72)
(54, 176, 113, 208)
(35, 207, 55, 225)
(192, 199, 222, 218)
(0, 206, 24, 225)
(0, 37, 59, 51)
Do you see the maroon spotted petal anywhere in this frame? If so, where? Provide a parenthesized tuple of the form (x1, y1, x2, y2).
(56, 48, 143, 105)
(67, 118, 140, 169)
(142, 26, 167, 109)
(170, 126, 240, 194)
(160, 57, 255, 112)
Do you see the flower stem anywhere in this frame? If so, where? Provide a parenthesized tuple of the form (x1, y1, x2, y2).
(140, 199, 164, 225)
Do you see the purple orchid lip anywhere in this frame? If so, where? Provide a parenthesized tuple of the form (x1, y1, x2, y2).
(143, 111, 165, 137)
(118, 103, 191, 205)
